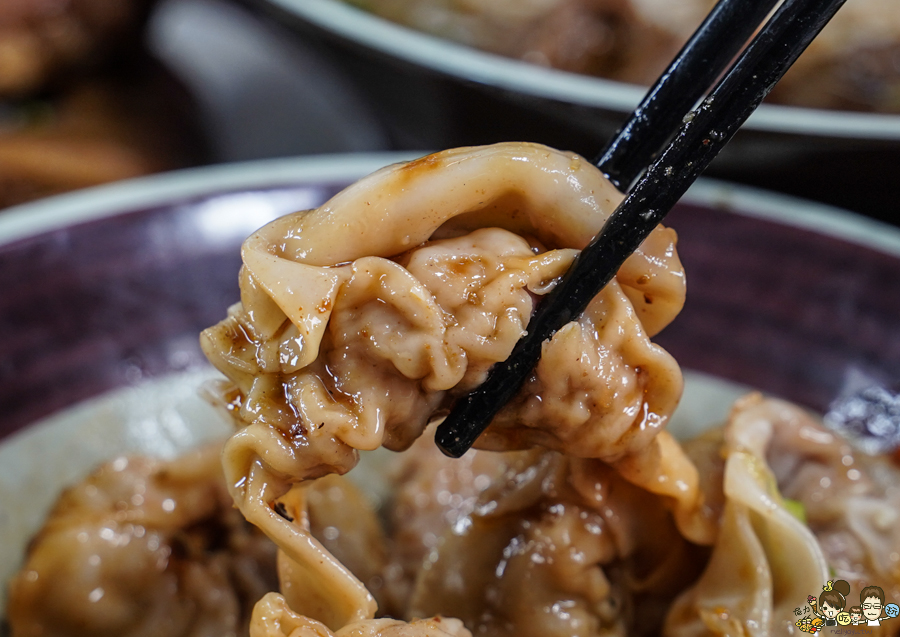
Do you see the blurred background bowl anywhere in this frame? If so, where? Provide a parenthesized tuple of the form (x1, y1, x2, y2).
(240, 0, 900, 223)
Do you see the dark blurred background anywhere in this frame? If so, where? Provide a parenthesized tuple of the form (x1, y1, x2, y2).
(2, 0, 898, 224)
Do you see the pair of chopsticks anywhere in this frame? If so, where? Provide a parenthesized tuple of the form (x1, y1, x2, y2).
(435, 0, 847, 458)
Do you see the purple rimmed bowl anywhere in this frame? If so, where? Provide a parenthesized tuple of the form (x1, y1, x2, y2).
(1, 153, 899, 445)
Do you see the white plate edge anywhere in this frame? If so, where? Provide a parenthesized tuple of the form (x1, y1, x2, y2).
(276, 0, 900, 139)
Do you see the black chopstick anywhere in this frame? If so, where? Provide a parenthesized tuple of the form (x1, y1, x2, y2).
(597, 0, 781, 191)
(435, 0, 848, 458)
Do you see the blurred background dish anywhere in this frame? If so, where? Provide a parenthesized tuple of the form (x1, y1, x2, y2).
(0, 0, 209, 208)
(145, 0, 389, 160)
(3, 0, 899, 222)
(337, 0, 900, 114)
(241, 0, 900, 222)
(0, 56, 208, 208)
(0, 0, 391, 208)
(0, 0, 156, 99)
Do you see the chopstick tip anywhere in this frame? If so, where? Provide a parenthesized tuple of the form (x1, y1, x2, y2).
(434, 431, 466, 458)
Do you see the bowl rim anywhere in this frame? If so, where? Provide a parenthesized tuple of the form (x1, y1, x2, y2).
(3, 152, 900, 261)
(267, 0, 900, 141)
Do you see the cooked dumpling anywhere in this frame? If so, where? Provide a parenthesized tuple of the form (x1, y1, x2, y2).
(389, 431, 708, 636)
(200, 143, 688, 630)
(249, 592, 472, 637)
(667, 395, 834, 636)
(765, 397, 900, 617)
(6, 445, 278, 637)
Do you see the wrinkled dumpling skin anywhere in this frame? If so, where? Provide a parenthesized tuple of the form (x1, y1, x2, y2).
(204, 143, 685, 464)
(200, 143, 688, 629)
(249, 592, 472, 637)
(277, 474, 395, 619)
(666, 395, 833, 636)
(6, 445, 279, 637)
(763, 398, 900, 635)
(382, 424, 515, 613)
(387, 431, 708, 637)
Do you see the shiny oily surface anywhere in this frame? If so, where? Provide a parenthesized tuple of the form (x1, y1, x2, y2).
(196, 144, 900, 635)
(200, 143, 693, 632)
(0, 366, 745, 628)
(5, 371, 900, 635)
(5, 153, 893, 632)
